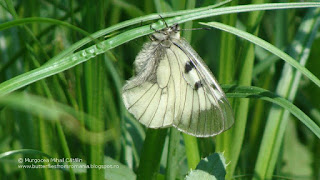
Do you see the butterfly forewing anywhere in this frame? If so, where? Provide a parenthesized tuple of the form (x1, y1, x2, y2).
(122, 24, 234, 137)
(173, 38, 234, 132)
(167, 41, 228, 136)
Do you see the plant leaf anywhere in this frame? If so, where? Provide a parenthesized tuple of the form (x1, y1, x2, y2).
(1, 3, 320, 95)
(222, 85, 320, 139)
(200, 21, 320, 88)
(186, 153, 227, 180)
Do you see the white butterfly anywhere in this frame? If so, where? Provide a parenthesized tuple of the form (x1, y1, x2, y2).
(122, 23, 234, 137)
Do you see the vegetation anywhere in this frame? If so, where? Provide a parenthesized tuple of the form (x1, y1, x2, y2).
(0, 0, 320, 179)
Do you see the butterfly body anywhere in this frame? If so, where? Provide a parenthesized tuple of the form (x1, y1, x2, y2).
(122, 24, 234, 137)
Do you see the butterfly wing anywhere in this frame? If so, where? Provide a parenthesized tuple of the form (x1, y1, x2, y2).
(122, 39, 234, 137)
(122, 42, 176, 128)
(172, 38, 234, 136)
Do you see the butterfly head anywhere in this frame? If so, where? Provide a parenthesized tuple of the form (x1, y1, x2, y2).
(150, 23, 180, 41)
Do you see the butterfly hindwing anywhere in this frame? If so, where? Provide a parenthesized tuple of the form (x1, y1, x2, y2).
(123, 43, 175, 129)
(162, 77, 175, 127)
(166, 48, 182, 120)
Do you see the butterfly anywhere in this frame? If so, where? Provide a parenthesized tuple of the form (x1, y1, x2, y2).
(122, 23, 234, 137)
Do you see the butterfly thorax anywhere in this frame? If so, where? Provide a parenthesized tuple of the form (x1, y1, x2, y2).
(150, 24, 181, 47)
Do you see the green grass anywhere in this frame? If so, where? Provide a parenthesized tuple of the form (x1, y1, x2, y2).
(0, 0, 320, 180)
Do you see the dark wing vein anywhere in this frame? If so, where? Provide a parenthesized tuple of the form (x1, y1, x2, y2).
(161, 86, 170, 127)
(138, 87, 160, 120)
(179, 80, 189, 127)
(165, 49, 177, 123)
(147, 89, 163, 127)
(127, 84, 156, 109)
(195, 90, 201, 134)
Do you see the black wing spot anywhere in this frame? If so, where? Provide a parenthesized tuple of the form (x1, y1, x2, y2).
(185, 61, 195, 73)
(194, 81, 203, 91)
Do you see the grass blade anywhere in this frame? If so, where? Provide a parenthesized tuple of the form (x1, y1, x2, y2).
(254, 8, 320, 179)
(1, 3, 320, 96)
(137, 129, 167, 180)
(222, 85, 320, 139)
(200, 21, 320, 88)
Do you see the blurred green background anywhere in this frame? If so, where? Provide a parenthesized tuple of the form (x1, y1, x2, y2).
(0, 0, 320, 179)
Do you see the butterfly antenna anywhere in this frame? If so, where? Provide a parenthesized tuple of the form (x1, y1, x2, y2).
(158, 15, 169, 28)
(150, 24, 161, 33)
(179, 27, 211, 31)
